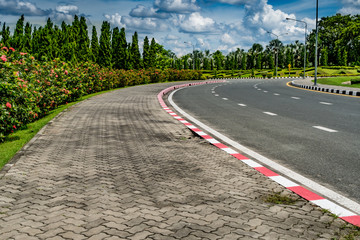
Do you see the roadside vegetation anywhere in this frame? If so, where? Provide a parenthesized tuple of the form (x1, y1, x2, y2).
(1, 13, 360, 168)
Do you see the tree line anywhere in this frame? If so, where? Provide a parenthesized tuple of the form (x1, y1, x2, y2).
(0, 15, 176, 70)
(1, 13, 359, 71)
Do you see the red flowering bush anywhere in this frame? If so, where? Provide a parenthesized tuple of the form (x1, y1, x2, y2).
(0, 44, 203, 142)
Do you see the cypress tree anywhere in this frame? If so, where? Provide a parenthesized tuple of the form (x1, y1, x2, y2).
(119, 28, 127, 69)
(23, 22, 32, 53)
(90, 26, 99, 63)
(111, 27, 121, 68)
(149, 38, 157, 68)
(1, 23, 11, 46)
(98, 21, 111, 67)
(78, 16, 90, 62)
(130, 31, 141, 69)
(12, 14, 25, 50)
(143, 36, 150, 69)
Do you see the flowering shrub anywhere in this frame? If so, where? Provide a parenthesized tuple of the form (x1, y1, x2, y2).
(0, 45, 202, 142)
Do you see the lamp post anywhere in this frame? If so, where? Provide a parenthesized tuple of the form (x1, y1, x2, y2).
(314, 0, 319, 85)
(184, 41, 195, 70)
(267, 31, 288, 78)
(286, 18, 307, 79)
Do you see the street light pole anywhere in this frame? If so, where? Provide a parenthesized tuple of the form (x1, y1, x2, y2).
(314, 0, 319, 85)
(267, 31, 287, 78)
(184, 41, 195, 70)
(286, 18, 308, 79)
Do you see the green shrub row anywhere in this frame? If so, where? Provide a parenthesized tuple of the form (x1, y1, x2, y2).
(0, 45, 202, 142)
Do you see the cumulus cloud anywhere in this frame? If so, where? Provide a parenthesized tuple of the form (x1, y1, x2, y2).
(165, 34, 180, 40)
(0, 0, 50, 16)
(105, 13, 169, 33)
(179, 12, 217, 33)
(104, 13, 126, 28)
(221, 33, 236, 45)
(154, 0, 200, 13)
(338, 0, 360, 15)
(49, 4, 80, 23)
(130, 4, 170, 19)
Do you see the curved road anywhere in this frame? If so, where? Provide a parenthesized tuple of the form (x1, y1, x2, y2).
(172, 78, 360, 205)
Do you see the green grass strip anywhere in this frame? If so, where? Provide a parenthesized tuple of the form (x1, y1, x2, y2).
(314, 76, 360, 88)
(0, 88, 117, 170)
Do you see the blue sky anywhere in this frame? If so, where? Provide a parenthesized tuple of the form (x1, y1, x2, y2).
(1, 0, 359, 56)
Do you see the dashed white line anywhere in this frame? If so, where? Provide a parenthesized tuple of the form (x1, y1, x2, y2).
(238, 103, 247, 107)
(274, 93, 280, 96)
(313, 126, 338, 133)
(214, 94, 219, 97)
(222, 98, 228, 100)
(320, 102, 333, 105)
(263, 91, 268, 93)
(263, 112, 277, 116)
(291, 97, 300, 100)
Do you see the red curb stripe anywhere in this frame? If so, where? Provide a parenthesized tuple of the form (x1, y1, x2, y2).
(158, 80, 360, 228)
(340, 216, 360, 227)
(231, 153, 249, 160)
(202, 135, 213, 139)
(287, 186, 324, 201)
(213, 143, 228, 149)
(254, 167, 279, 177)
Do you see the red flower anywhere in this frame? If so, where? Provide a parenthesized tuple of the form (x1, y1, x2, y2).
(64, 70, 68, 75)
(1, 55, 7, 62)
(2, 47, 8, 52)
(9, 47, 15, 52)
(20, 52, 27, 56)
(6, 102, 11, 108)
(13, 125, 16, 129)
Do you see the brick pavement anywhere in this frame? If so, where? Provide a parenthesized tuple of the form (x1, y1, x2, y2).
(0, 82, 359, 239)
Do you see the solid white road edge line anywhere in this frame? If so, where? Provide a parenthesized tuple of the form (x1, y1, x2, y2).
(320, 102, 333, 105)
(263, 112, 277, 116)
(168, 88, 360, 215)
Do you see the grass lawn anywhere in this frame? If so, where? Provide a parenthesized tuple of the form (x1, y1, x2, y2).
(315, 76, 360, 88)
(0, 89, 117, 170)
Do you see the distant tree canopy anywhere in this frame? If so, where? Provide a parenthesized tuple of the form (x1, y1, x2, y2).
(1, 13, 359, 70)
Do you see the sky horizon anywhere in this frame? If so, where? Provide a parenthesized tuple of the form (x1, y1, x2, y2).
(1, 0, 359, 56)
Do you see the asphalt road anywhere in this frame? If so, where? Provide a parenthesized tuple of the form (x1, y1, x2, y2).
(172, 78, 360, 204)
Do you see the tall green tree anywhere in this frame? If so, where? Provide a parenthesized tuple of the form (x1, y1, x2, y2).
(90, 26, 99, 63)
(1, 23, 11, 46)
(143, 36, 150, 69)
(23, 22, 32, 52)
(12, 14, 25, 50)
(130, 31, 141, 69)
(149, 38, 157, 68)
(78, 16, 90, 62)
(98, 21, 111, 67)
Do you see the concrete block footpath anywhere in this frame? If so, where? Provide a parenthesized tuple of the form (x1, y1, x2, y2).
(0, 82, 359, 239)
(291, 79, 360, 96)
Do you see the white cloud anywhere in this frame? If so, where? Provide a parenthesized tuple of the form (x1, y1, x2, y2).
(338, 0, 360, 15)
(179, 12, 217, 33)
(165, 34, 180, 40)
(154, 0, 199, 13)
(49, 4, 80, 24)
(130, 4, 169, 19)
(221, 33, 236, 45)
(105, 13, 169, 33)
(0, 0, 49, 16)
(105, 13, 126, 28)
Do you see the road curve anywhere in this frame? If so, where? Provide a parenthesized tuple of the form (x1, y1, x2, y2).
(171, 78, 360, 205)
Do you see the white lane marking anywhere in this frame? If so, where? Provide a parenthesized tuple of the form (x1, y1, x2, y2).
(214, 94, 219, 97)
(222, 98, 228, 100)
(238, 104, 247, 107)
(168, 89, 360, 215)
(274, 93, 280, 96)
(291, 97, 300, 99)
(313, 126, 338, 133)
(263, 112, 277, 116)
(320, 102, 333, 105)
(263, 91, 268, 93)
(257, 89, 262, 91)
(212, 91, 215, 93)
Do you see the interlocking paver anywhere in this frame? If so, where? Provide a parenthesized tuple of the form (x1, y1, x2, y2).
(0, 82, 359, 239)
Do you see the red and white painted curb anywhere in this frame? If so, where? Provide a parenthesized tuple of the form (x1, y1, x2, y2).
(157, 81, 360, 227)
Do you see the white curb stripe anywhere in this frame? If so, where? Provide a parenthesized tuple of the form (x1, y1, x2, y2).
(242, 159, 263, 168)
(312, 199, 356, 217)
(269, 176, 298, 188)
